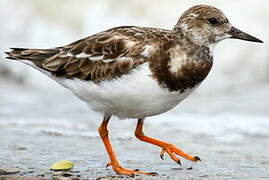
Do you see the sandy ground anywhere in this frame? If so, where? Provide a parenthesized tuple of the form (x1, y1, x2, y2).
(1, 124, 269, 180)
(1, 83, 269, 180)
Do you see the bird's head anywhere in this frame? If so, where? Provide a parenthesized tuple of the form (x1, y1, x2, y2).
(174, 5, 263, 47)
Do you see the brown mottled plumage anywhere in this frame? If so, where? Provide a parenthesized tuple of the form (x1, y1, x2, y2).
(6, 26, 213, 92)
(5, 4, 263, 177)
(7, 27, 149, 82)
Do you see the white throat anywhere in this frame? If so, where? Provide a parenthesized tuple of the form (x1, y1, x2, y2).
(208, 42, 218, 56)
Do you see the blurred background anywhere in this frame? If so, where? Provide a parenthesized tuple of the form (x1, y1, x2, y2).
(0, 0, 268, 178)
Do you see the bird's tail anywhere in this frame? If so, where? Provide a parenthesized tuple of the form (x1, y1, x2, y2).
(5, 48, 60, 67)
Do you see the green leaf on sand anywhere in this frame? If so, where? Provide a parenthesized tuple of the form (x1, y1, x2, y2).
(50, 160, 74, 171)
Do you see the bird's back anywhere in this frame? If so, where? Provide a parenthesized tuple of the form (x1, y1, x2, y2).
(6, 26, 174, 81)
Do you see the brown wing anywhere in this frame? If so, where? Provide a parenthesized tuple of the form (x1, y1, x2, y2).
(6, 26, 155, 82)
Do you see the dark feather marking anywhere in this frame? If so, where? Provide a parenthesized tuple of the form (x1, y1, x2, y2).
(149, 42, 212, 92)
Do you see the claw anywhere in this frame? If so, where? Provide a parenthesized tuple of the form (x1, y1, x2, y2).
(106, 162, 112, 168)
(194, 156, 201, 161)
(159, 144, 200, 165)
(177, 159, 182, 166)
(160, 148, 165, 160)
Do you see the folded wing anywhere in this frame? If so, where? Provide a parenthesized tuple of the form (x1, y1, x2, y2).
(6, 26, 155, 82)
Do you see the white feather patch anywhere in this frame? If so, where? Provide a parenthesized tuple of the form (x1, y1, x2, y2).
(75, 53, 90, 58)
(55, 63, 198, 119)
(209, 43, 217, 56)
(89, 56, 103, 61)
(179, 23, 189, 31)
(188, 13, 198, 18)
(168, 46, 188, 73)
(141, 45, 154, 57)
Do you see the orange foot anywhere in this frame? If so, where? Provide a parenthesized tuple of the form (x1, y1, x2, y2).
(135, 119, 201, 165)
(106, 163, 158, 177)
(159, 144, 201, 165)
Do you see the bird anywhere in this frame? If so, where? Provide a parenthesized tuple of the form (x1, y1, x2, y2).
(5, 4, 263, 176)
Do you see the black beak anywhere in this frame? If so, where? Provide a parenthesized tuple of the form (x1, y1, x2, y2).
(228, 26, 263, 43)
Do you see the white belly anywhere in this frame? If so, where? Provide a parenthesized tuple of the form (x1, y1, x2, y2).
(54, 63, 197, 119)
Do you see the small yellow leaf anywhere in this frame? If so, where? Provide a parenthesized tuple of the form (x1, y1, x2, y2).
(50, 160, 74, 171)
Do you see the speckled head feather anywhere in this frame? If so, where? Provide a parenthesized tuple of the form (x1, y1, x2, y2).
(175, 5, 262, 45)
(174, 5, 232, 46)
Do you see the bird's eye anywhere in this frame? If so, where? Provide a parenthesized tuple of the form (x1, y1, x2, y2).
(207, 17, 219, 25)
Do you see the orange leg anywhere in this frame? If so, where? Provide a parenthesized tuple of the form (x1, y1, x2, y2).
(98, 115, 157, 176)
(135, 119, 201, 165)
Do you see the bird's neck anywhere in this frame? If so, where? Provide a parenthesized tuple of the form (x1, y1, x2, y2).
(173, 26, 218, 59)
(173, 25, 212, 47)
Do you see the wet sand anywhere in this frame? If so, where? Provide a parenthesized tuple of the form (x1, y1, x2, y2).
(1, 125, 269, 180)
(1, 83, 269, 180)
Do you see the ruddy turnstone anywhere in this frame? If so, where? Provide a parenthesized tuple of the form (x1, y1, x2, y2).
(5, 4, 263, 176)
